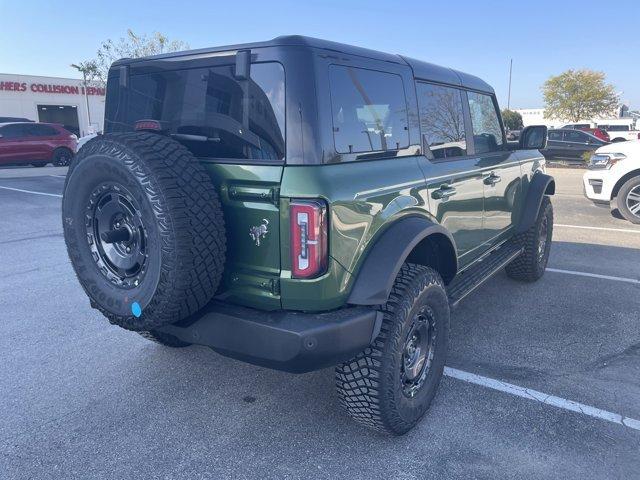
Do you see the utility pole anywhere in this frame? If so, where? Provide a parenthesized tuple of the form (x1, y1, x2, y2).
(507, 58, 513, 110)
(82, 71, 92, 131)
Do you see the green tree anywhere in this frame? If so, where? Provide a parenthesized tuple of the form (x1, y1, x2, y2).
(542, 69, 618, 122)
(75, 29, 189, 83)
(501, 109, 524, 130)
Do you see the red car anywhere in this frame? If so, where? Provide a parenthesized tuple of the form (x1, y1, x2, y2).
(562, 124, 610, 142)
(0, 122, 77, 167)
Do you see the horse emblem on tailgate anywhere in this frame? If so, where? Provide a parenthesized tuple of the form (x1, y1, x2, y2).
(249, 219, 269, 246)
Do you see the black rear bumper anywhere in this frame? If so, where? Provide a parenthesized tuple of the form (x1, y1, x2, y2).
(157, 302, 382, 373)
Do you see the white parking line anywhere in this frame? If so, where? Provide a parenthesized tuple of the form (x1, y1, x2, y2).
(444, 367, 640, 431)
(0, 185, 62, 198)
(547, 268, 640, 285)
(555, 223, 640, 234)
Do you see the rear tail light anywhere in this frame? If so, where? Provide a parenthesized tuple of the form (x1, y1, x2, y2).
(290, 200, 328, 279)
(134, 119, 162, 131)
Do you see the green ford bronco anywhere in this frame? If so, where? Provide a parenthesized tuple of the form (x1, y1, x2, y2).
(63, 36, 554, 435)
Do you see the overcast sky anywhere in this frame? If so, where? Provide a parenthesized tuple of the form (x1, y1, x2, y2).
(1, 0, 638, 109)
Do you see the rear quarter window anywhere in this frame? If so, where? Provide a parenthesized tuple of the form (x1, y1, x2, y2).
(467, 91, 504, 154)
(329, 65, 409, 155)
(30, 125, 59, 136)
(123, 62, 285, 163)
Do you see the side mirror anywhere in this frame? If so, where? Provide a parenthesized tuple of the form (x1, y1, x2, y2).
(519, 125, 548, 150)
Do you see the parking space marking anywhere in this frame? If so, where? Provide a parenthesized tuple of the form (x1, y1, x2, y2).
(0, 185, 62, 198)
(555, 223, 640, 234)
(547, 268, 640, 284)
(444, 367, 640, 431)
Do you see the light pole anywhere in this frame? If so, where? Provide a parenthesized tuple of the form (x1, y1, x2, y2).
(81, 71, 92, 134)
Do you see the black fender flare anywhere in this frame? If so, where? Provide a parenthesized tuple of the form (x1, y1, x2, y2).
(347, 217, 457, 306)
(516, 173, 555, 233)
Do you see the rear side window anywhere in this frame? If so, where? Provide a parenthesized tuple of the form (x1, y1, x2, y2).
(548, 131, 563, 141)
(605, 125, 629, 131)
(125, 62, 285, 162)
(30, 125, 58, 136)
(329, 65, 409, 154)
(467, 92, 504, 154)
(0, 124, 30, 138)
(416, 82, 467, 159)
(565, 130, 586, 142)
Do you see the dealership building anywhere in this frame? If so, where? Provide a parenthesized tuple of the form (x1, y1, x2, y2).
(0, 73, 105, 137)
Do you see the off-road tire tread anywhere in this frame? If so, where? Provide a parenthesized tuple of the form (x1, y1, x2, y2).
(506, 196, 553, 281)
(64, 132, 226, 330)
(335, 264, 447, 435)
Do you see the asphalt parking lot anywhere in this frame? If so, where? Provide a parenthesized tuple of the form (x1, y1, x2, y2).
(1, 166, 639, 479)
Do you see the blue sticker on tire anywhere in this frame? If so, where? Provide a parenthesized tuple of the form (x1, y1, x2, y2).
(131, 302, 142, 318)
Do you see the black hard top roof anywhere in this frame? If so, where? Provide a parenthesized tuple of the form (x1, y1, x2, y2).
(114, 35, 494, 94)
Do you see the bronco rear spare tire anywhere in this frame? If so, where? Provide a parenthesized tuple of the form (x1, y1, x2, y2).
(62, 132, 226, 331)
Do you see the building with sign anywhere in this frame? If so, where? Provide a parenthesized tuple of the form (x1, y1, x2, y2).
(0, 73, 105, 137)
(515, 106, 636, 130)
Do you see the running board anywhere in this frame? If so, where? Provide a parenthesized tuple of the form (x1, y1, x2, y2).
(447, 243, 523, 308)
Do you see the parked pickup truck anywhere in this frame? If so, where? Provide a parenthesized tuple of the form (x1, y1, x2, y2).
(597, 123, 640, 143)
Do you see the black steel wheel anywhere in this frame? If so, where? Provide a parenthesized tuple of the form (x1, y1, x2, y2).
(86, 183, 148, 289)
(506, 196, 553, 281)
(401, 306, 437, 398)
(62, 132, 226, 331)
(536, 213, 549, 263)
(336, 264, 449, 435)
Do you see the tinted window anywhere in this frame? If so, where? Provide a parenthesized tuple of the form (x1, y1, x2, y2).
(416, 83, 467, 159)
(548, 131, 563, 141)
(329, 65, 409, 154)
(30, 125, 59, 136)
(467, 92, 504, 154)
(565, 130, 586, 142)
(604, 125, 629, 131)
(126, 62, 285, 162)
(0, 124, 30, 138)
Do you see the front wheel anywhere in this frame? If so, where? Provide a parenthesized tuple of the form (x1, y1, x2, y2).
(336, 264, 450, 435)
(616, 177, 640, 224)
(506, 196, 553, 281)
(52, 148, 73, 166)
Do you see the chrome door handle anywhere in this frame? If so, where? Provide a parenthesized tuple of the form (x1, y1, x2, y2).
(483, 173, 502, 185)
(432, 185, 457, 200)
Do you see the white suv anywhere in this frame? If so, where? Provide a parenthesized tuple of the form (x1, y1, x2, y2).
(583, 140, 640, 223)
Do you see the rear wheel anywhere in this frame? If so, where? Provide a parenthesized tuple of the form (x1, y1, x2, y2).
(506, 196, 553, 281)
(336, 264, 449, 435)
(62, 132, 226, 331)
(616, 177, 640, 224)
